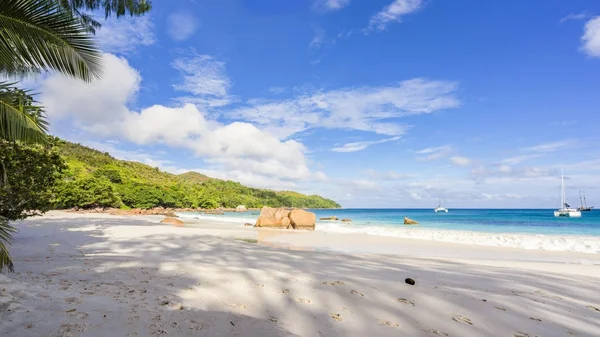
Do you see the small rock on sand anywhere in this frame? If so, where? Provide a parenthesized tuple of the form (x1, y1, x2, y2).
(329, 313, 342, 321)
(405, 278, 415, 285)
(161, 217, 184, 227)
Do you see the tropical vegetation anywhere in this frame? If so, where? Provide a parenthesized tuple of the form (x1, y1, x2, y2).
(0, 140, 65, 271)
(0, 0, 149, 271)
(52, 138, 341, 210)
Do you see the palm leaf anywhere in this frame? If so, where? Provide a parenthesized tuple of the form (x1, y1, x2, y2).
(0, 0, 102, 82)
(57, 0, 152, 19)
(0, 81, 48, 143)
(57, 0, 152, 34)
(0, 216, 16, 272)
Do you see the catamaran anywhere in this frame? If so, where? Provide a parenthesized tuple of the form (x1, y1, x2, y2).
(578, 191, 594, 212)
(434, 201, 448, 213)
(434, 178, 448, 213)
(554, 170, 581, 218)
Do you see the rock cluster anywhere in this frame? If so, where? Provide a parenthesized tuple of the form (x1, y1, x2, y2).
(404, 217, 419, 225)
(254, 206, 316, 230)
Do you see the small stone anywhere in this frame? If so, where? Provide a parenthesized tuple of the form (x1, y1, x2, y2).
(329, 313, 342, 321)
(405, 278, 415, 285)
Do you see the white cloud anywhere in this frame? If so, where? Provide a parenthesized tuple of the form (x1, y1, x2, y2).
(310, 28, 325, 49)
(415, 144, 452, 161)
(500, 154, 542, 165)
(335, 179, 382, 192)
(416, 145, 449, 154)
(331, 136, 400, 152)
(171, 51, 232, 107)
(367, 0, 423, 31)
(167, 12, 198, 41)
(560, 11, 590, 23)
(230, 78, 459, 139)
(268, 87, 286, 94)
(362, 169, 410, 180)
(314, 0, 350, 12)
(40, 53, 316, 189)
(582, 16, 600, 58)
(96, 16, 155, 54)
(480, 193, 527, 201)
(41, 53, 141, 134)
(450, 156, 471, 167)
(469, 164, 558, 182)
(521, 139, 577, 153)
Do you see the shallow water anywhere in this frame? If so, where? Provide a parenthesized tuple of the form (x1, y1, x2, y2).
(176, 209, 600, 254)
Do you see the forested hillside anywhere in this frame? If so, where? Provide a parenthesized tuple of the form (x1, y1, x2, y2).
(51, 139, 341, 209)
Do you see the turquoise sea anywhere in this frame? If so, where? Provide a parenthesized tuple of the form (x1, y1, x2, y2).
(177, 208, 600, 254)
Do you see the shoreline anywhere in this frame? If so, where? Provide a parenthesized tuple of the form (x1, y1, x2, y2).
(176, 211, 600, 255)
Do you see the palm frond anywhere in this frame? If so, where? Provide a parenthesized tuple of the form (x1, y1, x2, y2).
(57, 0, 152, 19)
(0, 0, 103, 82)
(0, 81, 48, 144)
(0, 216, 16, 272)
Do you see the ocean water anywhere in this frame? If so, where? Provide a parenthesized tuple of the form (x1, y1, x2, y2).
(176, 209, 600, 254)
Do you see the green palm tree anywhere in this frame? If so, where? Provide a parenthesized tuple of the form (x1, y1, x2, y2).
(1, 0, 102, 143)
(1, 0, 103, 272)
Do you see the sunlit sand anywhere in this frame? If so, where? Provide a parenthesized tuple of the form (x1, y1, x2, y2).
(1, 211, 599, 337)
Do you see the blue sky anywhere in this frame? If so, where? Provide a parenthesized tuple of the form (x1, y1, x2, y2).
(37, 0, 600, 208)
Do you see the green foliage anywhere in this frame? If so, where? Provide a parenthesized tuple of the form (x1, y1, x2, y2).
(0, 83, 49, 144)
(0, 140, 66, 271)
(53, 176, 122, 209)
(0, 0, 102, 81)
(58, 0, 152, 33)
(53, 140, 341, 210)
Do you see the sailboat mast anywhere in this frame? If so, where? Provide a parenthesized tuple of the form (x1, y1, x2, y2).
(583, 192, 588, 208)
(436, 178, 441, 207)
(561, 170, 565, 208)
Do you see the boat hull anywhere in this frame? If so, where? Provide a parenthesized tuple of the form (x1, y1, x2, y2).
(434, 208, 448, 213)
(554, 210, 582, 217)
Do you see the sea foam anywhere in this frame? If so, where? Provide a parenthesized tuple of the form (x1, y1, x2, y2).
(316, 222, 600, 254)
(175, 212, 600, 254)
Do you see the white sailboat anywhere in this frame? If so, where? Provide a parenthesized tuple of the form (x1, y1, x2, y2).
(434, 178, 448, 213)
(434, 200, 448, 213)
(554, 170, 581, 218)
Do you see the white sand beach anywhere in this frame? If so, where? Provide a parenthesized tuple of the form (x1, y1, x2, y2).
(2, 211, 600, 337)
